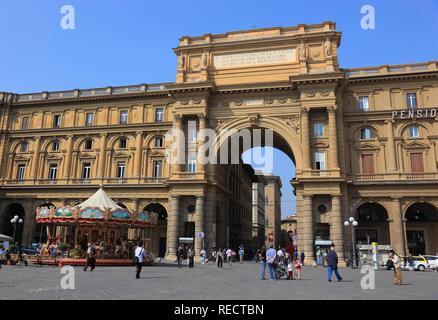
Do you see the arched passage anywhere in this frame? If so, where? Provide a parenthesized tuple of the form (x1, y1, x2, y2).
(143, 203, 168, 258)
(1, 203, 25, 244)
(405, 202, 438, 255)
(355, 202, 390, 246)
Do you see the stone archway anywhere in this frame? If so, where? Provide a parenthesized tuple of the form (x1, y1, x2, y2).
(1, 203, 26, 244)
(404, 202, 438, 255)
(143, 202, 168, 258)
(354, 202, 391, 246)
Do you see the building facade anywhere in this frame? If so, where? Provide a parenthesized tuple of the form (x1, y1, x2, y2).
(252, 174, 266, 249)
(264, 175, 282, 248)
(1, 21, 438, 262)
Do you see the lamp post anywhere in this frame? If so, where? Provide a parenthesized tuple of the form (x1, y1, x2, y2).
(344, 217, 358, 269)
(10, 215, 24, 243)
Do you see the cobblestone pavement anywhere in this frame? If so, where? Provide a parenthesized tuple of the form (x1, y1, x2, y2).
(0, 261, 437, 300)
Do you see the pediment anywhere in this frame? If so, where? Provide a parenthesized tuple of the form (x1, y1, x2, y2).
(149, 150, 165, 157)
(14, 155, 30, 161)
(312, 141, 329, 148)
(113, 151, 131, 159)
(79, 153, 96, 159)
(404, 141, 429, 149)
(354, 142, 380, 151)
(45, 154, 63, 160)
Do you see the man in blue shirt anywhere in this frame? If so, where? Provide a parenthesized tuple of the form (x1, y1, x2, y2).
(266, 245, 277, 280)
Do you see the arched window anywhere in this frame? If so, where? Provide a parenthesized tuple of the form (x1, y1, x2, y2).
(408, 125, 420, 138)
(155, 136, 163, 148)
(119, 137, 127, 149)
(360, 127, 373, 140)
(51, 140, 60, 152)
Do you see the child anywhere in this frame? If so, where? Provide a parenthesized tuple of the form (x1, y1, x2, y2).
(294, 257, 302, 280)
(287, 259, 294, 280)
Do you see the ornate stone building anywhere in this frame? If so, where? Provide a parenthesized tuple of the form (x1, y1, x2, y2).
(264, 175, 282, 248)
(1, 21, 438, 262)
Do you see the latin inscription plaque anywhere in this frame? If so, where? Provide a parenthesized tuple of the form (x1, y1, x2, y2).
(213, 48, 296, 69)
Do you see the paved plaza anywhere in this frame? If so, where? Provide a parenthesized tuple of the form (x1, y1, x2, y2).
(1, 261, 437, 300)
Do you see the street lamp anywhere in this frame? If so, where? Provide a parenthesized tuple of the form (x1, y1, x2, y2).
(344, 217, 358, 269)
(10, 215, 24, 243)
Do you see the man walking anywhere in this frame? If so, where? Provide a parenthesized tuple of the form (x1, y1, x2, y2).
(134, 241, 147, 279)
(176, 245, 183, 268)
(266, 245, 277, 280)
(83, 242, 96, 272)
(239, 246, 245, 264)
(259, 246, 267, 280)
(216, 248, 223, 268)
(389, 250, 402, 285)
(226, 247, 233, 267)
(300, 251, 305, 266)
(326, 246, 343, 282)
(187, 246, 195, 269)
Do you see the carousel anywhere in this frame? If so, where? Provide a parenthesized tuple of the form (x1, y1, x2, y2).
(35, 187, 157, 266)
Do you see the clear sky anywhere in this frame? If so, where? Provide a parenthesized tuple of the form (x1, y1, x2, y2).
(1, 0, 437, 217)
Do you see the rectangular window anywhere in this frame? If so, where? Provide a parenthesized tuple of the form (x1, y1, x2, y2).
(410, 153, 424, 173)
(119, 111, 128, 124)
(49, 163, 58, 180)
(361, 154, 375, 174)
(85, 112, 94, 126)
(20, 142, 28, 153)
(82, 162, 91, 179)
(17, 164, 26, 181)
(313, 122, 325, 137)
(52, 141, 60, 152)
(406, 93, 417, 109)
(53, 115, 61, 128)
(409, 126, 420, 138)
(155, 136, 163, 148)
(117, 161, 126, 178)
(119, 138, 127, 149)
(22, 117, 29, 130)
(152, 160, 162, 177)
(155, 108, 164, 122)
(359, 96, 369, 111)
(314, 151, 326, 170)
(188, 158, 196, 173)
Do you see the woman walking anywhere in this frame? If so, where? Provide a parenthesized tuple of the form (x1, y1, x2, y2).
(187, 246, 195, 269)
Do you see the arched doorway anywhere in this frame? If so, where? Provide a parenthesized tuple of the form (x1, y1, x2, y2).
(355, 203, 390, 246)
(1, 203, 25, 244)
(143, 203, 167, 258)
(405, 202, 438, 255)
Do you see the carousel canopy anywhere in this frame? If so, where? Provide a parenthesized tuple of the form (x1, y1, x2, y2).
(77, 188, 123, 211)
(35, 187, 158, 227)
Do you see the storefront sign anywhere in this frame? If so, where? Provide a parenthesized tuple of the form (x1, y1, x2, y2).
(391, 108, 438, 120)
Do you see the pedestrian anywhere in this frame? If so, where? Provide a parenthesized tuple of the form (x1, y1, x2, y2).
(187, 246, 195, 269)
(239, 247, 245, 264)
(216, 248, 223, 268)
(294, 256, 302, 280)
(200, 248, 206, 264)
(259, 246, 267, 280)
(134, 241, 147, 279)
(266, 245, 277, 280)
(226, 247, 233, 267)
(176, 245, 183, 268)
(277, 247, 284, 258)
(287, 258, 294, 280)
(83, 242, 96, 272)
(326, 246, 343, 282)
(300, 251, 305, 266)
(389, 250, 402, 285)
(255, 248, 261, 263)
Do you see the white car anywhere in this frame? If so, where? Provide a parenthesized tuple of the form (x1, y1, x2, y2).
(400, 256, 431, 271)
(422, 255, 438, 270)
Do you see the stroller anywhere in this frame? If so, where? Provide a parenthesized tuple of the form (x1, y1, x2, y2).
(275, 256, 288, 279)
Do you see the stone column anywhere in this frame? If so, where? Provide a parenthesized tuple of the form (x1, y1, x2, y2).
(63, 135, 73, 178)
(97, 133, 107, 178)
(133, 131, 143, 177)
(301, 108, 311, 171)
(390, 198, 406, 256)
(165, 195, 180, 260)
(386, 120, 397, 172)
(30, 136, 41, 179)
(302, 194, 314, 264)
(21, 200, 35, 246)
(197, 114, 206, 174)
(328, 106, 339, 170)
(330, 195, 344, 261)
(205, 188, 216, 257)
(194, 195, 205, 258)
(171, 115, 182, 176)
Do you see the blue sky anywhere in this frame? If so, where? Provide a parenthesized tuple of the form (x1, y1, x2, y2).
(1, 0, 437, 217)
